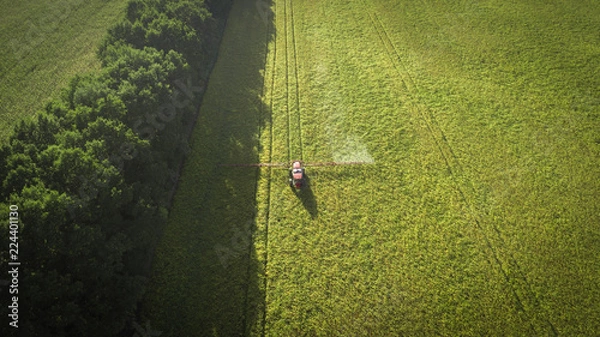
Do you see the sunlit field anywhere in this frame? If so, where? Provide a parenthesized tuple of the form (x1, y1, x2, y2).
(144, 0, 599, 335)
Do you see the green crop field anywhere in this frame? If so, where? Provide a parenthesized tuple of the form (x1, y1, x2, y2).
(142, 0, 600, 336)
(0, 0, 128, 142)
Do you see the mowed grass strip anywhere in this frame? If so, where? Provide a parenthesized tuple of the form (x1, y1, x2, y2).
(0, 0, 128, 142)
(139, 0, 272, 336)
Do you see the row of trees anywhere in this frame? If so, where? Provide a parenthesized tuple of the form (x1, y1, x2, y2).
(0, 0, 232, 335)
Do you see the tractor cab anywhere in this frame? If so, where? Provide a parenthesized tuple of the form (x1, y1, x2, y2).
(289, 161, 305, 189)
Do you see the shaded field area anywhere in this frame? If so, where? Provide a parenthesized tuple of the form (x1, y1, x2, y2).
(0, 0, 128, 142)
(140, 0, 273, 335)
(145, 0, 599, 335)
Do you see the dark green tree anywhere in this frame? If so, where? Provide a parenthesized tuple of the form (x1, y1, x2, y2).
(1, 0, 233, 334)
(100, 0, 213, 69)
(11, 184, 145, 336)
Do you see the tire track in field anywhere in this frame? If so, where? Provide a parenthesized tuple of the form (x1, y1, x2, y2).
(284, 0, 303, 162)
(239, 1, 276, 332)
(260, 1, 277, 335)
(283, 0, 292, 163)
(288, 0, 303, 161)
(360, 1, 557, 335)
(413, 2, 558, 335)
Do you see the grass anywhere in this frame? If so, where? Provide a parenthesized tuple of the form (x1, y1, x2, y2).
(0, 0, 129, 143)
(139, 0, 273, 335)
(144, 0, 599, 335)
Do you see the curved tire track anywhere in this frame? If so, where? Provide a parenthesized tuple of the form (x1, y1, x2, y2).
(360, 1, 557, 335)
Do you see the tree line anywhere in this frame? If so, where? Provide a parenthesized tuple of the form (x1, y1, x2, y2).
(0, 0, 232, 335)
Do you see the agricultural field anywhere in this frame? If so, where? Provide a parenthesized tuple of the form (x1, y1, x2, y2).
(0, 0, 128, 143)
(142, 0, 600, 336)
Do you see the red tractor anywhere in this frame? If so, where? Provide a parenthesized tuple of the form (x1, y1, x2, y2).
(288, 161, 306, 189)
(221, 160, 371, 191)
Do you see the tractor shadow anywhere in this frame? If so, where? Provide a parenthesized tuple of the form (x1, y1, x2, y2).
(290, 174, 318, 219)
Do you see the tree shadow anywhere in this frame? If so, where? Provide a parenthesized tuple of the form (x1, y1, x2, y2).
(140, 0, 275, 336)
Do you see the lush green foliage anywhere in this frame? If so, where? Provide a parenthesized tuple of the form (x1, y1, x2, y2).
(0, 0, 231, 335)
(99, 0, 214, 70)
(145, 0, 599, 335)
